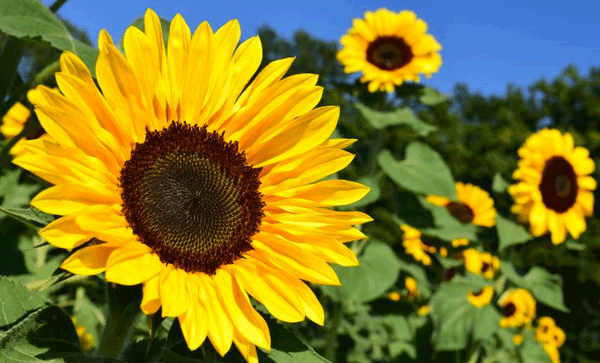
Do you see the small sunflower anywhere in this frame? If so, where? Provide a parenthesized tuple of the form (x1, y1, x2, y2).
(1, 102, 30, 139)
(427, 182, 496, 227)
(508, 129, 596, 244)
(536, 316, 565, 348)
(543, 344, 561, 363)
(462, 248, 500, 279)
(388, 291, 401, 301)
(417, 305, 430, 316)
(15, 10, 371, 361)
(405, 276, 418, 297)
(1, 89, 51, 156)
(499, 289, 536, 328)
(337, 8, 442, 93)
(72, 317, 94, 352)
(400, 224, 436, 266)
(451, 238, 469, 247)
(467, 286, 494, 308)
(512, 334, 524, 345)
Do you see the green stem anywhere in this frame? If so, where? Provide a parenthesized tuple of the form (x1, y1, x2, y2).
(201, 344, 217, 363)
(324, 303, 344, 361)
(97, 284, 142, 359)
(49, 0, 69, 12)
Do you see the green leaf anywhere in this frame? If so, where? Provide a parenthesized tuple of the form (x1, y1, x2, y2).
(430, 281, 474, 351)
(321, 240, 401, 305)
(492, 173, 510, 193)
(520, 338, 551, 363)
(472, 305, 501, 342)
(0, 277, 47, 330)
(0, 277, 85, 361)
(0, 0, 98, 75)
(0, 305, 82, 361)
(419, 87, 449, 105)
(0, 169, 39, 210)
(258, 317, 331, 363)
(0, 206, 53, 230)
(501, 263, 569, 312)
(378, 142, 456, 199)
(496, 215, 532, 251)
(355, 103, 437, 135)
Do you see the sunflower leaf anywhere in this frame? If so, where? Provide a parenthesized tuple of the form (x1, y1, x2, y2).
(500, 262, 569, 313)
(430, 280, 474, 351)
(0, 0, 98, 76)
(492, 173, 510, 193)
(258, 316, 331, 363)
(0, 206, 54, 230)
(321, 240, 402, 305)
(355, 103, 437, 135)
(496, 214, 532, 251)
(378, 143, 456, 199)
(419, 87, 449, 106)
(0, 277, 84, 361)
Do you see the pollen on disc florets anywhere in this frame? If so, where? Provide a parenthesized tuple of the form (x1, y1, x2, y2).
(119, 122, 264, 275)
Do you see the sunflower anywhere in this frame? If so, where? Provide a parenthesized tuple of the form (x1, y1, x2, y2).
(400, 224, 436, 266)
(337, 8, 442, 93)
(417, 305, 430, 316)
(388, 291, 401, 301)
(462, 248, 500, 279)
(512, 334, 524, 345)
(467, 286, 494, 308)
(14, 10, 371, 361)
(427, 182, 496, 227)
(498, 289, 536, 328)
(508, 129, 596, 245)
(543, 344, 561, 363)
(1, 89, 51, 156)
(536, 316, 565, 347)
(72, 317, 94, 352)
(451, 238, 469, 247)
(405, 276, 418, 297)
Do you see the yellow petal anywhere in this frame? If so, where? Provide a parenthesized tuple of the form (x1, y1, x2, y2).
(179, 300, 209, 351)
(229, 260, 305, 323)
(213, 269, 270, 349)
(232, 330, 259, 363)
(40, 215, 91, 250)
(160, 265, 190, 317)
(196, 273, 234, 356)
(251, 235, 341, 286)
(61, 243, 120, 275)
(32, 183, 119, 215)
(141, 274, 161, 314)
(105, 242, 161, 285)
(272, 180, 370, 207)
(166, 13, 192, 114)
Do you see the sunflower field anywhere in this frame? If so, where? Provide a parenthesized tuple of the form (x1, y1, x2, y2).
(1, 1, 599, 363)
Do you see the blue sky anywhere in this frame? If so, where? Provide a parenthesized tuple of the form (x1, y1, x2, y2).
(51, 0, 600, 96)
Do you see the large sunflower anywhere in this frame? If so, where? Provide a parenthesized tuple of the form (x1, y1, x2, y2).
(427, 182, 496, 227)
(508, 129, 596, 244)
(14, 10, 371, 361)
(337, 8, 442, 93)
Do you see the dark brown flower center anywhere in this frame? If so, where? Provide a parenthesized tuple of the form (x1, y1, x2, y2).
(539, 156, 577, 213)
(472, 289, 485, 297)
(446, 202, 475, 224)
(503, 302, 517, 317)
(481, 262, 490, 273)
(119, 122, 264, 275)
(366, 36, 413, 71)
